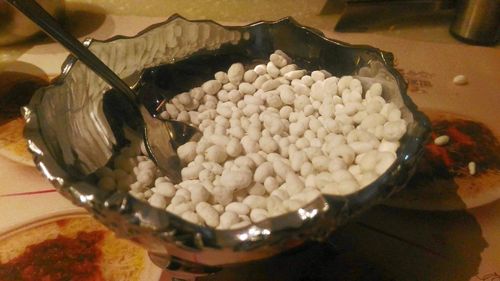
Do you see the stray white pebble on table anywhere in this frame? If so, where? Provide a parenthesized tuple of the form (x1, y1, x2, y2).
(453, 74, 468, 85)
(95, 50, 408, 229)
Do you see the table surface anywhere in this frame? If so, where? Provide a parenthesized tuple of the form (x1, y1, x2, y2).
(0, 4, 499, 280)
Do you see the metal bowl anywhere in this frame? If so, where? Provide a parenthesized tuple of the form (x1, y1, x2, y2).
(23, 15, 430, 275)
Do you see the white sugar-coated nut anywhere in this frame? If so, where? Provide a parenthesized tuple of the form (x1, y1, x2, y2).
(212, 204, 224, 214)
(226, 202, 250, 215)
(202, 80, 222, 95)
(226, 138, 243, 157)
(243, 70, 258, 83)
(284, 70, 306, 80)
(468, 161, 476, 175)
(214, 71, 229, 84)
(283, 199, 303, 211)
(137, 171, 154, 186)
(270, 53, 288, 68)
(291, 189, 321, 204)
(176, 110, 189, 122)
(267, 195, 287, 216)
(280, 64, 297, 75)
(357, 151, 377, 172)
(98, 177, 115, 190)
(228, 63, 244, 85)
(311, 155, 329, 171)
(274, 50, 292, 63)
(177, 142, 197, 164)
(294, 95, 311, 111)
(375, 152, 396, 175)
(254, 162, 275, 183)
(383, 120, 407, 141)
(247, 153, 266, 166)
(243, 195, 267, 209)
(217, 90, 230, 102)
(248, 182, 266, 196)
(254, 64, 267, 75)
(176, 188, 191, 199)
(165, 103, 179, 119)
(223, 83, 237, 91)
(263, 177, 278, 192)
(250, 208, 268, 222)
(234, 156, 256, 170)
(331, 169, 355, 183)
(273, 159, 292, 179)
(349, 142, 374, 154)
(241, 136, 259, 153)
(261, 79, 281, 91)
(181, 164, 204, 180)
(305, 174, 316, 188)
(266, 62, 280, 78)
(300, 162, 314, 177)
(144, 189, 153, 199)
(154, 176, 168, 186)
(295, 138, 310, 149)
(311, 70, 325, 82)
(279, 106, 293, 119)
(148, 194, 167, 209)
(239, 82, 256, 95)
(338, 76, 353, 92)
(253, 75, 270, 89)
(266, 91, 284, 108)
(453, 74, 468, 85)
(434, 135, 450, 146)
(301, 75, 314, 87)
(230, 220, 251, 229)
(182, 211, 202, 224)
(205, 145, 227, 164)
(290, 150, 307, 171)
(221, 168, 252, 190)
(258, 136, 278, 153)
(219, 211, 239, 229)
(378, 139, 399, 153)
(196, 202, 219, 227)
(285, 172, 305, 196)
(199, 169, 215, 182)
(279, 87, 295, 105)
(177, 92, 192, 106)
(190, 184, 210, 204)
(212, 186, 233, 206)
(328, 144, 355, 165)
(155, 181, 176, 197)
(359, 172, 378, 187)
(337, 179, 360, 194)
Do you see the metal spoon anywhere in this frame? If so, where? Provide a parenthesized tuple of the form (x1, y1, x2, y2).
(7, 0, 201, 183)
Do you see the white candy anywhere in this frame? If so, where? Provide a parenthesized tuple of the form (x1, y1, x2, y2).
(227, 63, 244, 85)
(101, 50, 409, 229)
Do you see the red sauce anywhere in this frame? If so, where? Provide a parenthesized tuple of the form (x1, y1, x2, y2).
(0, 231, 106, 281)
(419, 118, 500, 178)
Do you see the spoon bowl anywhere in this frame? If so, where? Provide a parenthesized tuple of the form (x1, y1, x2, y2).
(7, 0, 200, 183)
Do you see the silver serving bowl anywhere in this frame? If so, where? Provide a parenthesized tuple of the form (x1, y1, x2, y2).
(23, 15, 430, 275)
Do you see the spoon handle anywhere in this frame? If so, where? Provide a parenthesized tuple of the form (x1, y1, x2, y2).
(6, 0, 136, 101)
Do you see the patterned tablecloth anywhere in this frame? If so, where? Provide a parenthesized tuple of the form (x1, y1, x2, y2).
(0, 15, 498, 281)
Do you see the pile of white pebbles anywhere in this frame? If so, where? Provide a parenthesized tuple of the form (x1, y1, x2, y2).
(95, 50, 407, 229)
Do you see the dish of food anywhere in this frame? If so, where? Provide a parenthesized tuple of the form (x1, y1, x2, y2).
(385, 109, 500, 210)
(23, 16, 429, 273)
(0, 213, 161, 281)
(95, 50, 410, 230)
